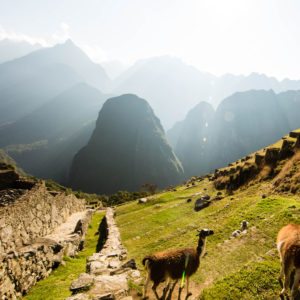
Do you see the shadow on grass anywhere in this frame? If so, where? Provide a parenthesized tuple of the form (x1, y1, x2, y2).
(96, 215, 108, 252)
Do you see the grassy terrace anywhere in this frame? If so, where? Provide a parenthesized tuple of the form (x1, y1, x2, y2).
(116, 179, 300, 299)
(24, 211, 105, 300)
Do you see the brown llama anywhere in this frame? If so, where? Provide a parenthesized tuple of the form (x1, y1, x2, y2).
(142, 228, 214, 299)
(277, 224, 300, 299)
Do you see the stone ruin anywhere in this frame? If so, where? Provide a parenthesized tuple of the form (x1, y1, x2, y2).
(67, 208, 142, 300)
(0, 163, 90, 299)
(212, 130, 300, 191)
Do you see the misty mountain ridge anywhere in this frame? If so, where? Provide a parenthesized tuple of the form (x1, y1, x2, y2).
(0, 38, 42, 64)
(168, 89, 300, 178)
(112, 55, 300, 128)
(1, 39, 300, 193)
(0, 39, 110, 92)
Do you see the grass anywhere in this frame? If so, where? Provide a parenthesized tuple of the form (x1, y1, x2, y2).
(24, 211, 105, 300)
(116, 179, 300, 299)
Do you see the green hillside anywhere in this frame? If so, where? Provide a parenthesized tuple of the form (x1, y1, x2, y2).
(116, 131, 300, 299)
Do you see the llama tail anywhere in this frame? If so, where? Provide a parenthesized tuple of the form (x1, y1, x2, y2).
(142, 256, 153, 267)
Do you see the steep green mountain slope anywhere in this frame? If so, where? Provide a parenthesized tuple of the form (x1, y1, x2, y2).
(116, 130, 300, 299)
(69, 94, 184, 194)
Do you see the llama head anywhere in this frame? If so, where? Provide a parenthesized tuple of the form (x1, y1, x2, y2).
(197, 228, 214, 238)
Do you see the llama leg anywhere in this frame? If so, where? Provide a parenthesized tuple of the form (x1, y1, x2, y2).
(178, 284, 183, 300)
(152, 282, 161, 300)
(279, 262, 284, 288)
(278, 243, 284, 288)
(143, 272, 150, 299)
(281, 260, 292, 298)
(291, 269, 300, 300)
(185, 276, 192, 299)
(167, 280, 178, 300)
(162, 279, 171, 300)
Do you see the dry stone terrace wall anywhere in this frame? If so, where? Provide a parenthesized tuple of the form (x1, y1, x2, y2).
(0, 181, 88, 299)
(0, 181, 85, 254)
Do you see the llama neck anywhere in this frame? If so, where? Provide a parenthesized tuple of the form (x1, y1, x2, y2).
(197, 237, 207, 257)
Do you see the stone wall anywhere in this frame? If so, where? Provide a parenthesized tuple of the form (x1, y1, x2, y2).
(67, 208, 141, 300)
(0, 181, 88, 299)
(0, 181, 85, 254)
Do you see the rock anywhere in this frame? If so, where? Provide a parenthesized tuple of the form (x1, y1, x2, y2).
(138, 198, 147, 204)
(66, 293, 90, 300)
(202, 194, 210, 201)
(121, 259, 137, 270)
(194, 198, 210, 212)
(91, 274, 128, 295)
(265, 148, 280, 164)
(93, 293, 116, 300)
(289, 131, 300, 138)
(108, 260, 120, 269)
(87, 261, 108, 275)
(70, 273, 95, 294)
(232, 230, 241, 238)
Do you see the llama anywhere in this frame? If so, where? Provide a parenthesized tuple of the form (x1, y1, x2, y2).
(142, 228, 214, 299)
(277, 224, 300, 299)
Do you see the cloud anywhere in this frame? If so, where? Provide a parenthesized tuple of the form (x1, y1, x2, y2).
(0, 24, 49, 46)
(51, 22, 71, 43)
(0, 22, 72, 47)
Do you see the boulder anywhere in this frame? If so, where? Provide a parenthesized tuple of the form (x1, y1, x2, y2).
(90, 274, 128, 296)
(138, 198, 147, 204)
(70, 273, 95, 294)
(194, 198, 211, 212)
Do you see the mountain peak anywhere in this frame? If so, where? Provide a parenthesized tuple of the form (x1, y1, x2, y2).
(69, 94, 184, 194)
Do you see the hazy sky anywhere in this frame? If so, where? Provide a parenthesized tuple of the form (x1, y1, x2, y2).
(0, 0, 299, 79)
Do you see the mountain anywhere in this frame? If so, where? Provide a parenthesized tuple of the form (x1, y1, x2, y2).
(210, 90, 290, 169)
(208, 72, 300, 111)
(69, 94, 184, 194)
(101, 60, 127, 79)
(168, 90, 300, 177)
(113, 56, 213, 129)
(0, 39, 110, 92)
(1, 83, 107, 183)
(0, 63, 83, 124)
(170, 102, 215, 178)
(113, 56, 300, 129)
(0, 83, 106, 146)
(0, 40, 111, 125)
(0, 38, 42, 64)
